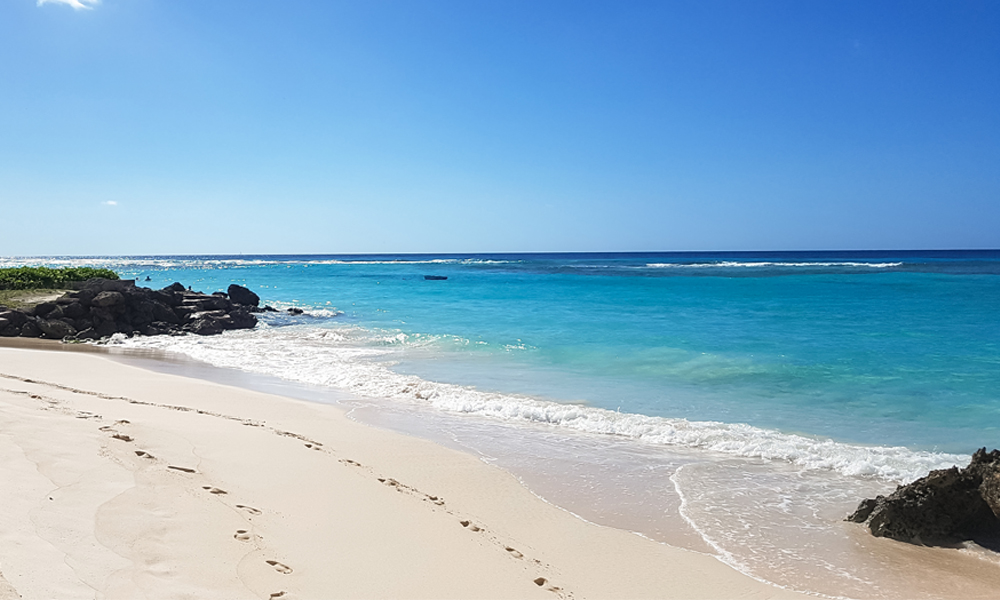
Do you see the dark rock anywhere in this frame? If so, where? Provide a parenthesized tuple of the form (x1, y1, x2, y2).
(185, 309, 227, 323)
(149, 290, 181, 307)
(188, 317, 224, 336)
(197, 295, 231, 311)
(20, 321, 41, 338)
(287, 307, 304, 315)
(0, 310, 28, 328)
(32, 302, 57, 317)
(0, 319, 18, 337)
(92, 291, 125, 308)
(228, 308, 257, 330)
(94, 319, 119, 338)
(983, 469, 1000, 518)
(424, 275, 448, 281)
(38, 319, 76, 339)
(63, 302, 86, 319)
(2, 278, 259, 341)
(70, 289, 96, 307)
(227, 284, 260, 307)
(262, 305, 278, 312)
(847, 448, 1000, 548)
(149, 300, 179, 324)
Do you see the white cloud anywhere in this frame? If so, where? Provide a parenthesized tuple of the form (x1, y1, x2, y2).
(37, 0, 100, 10)
(102, 200, 118, 206)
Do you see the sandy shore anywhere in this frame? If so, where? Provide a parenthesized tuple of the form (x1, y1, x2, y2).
(0, 346, 807, 599)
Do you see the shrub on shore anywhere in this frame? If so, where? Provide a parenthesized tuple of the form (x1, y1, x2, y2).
(0, 266, 119, 290)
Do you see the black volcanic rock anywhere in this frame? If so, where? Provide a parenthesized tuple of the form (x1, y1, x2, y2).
(38, 319, 76, 340)
(0, 279, 258, 341)
(847, 448, 1000, 549)
(227, 284, 260, 308)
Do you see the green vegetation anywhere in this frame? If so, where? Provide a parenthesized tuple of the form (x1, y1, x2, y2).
(0, 266, 119, 291)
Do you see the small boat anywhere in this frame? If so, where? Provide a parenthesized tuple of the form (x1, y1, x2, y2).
(424, 275, 448, 281)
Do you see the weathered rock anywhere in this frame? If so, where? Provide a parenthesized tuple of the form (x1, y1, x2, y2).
(63, 302, 86, 319)
(68, 289, 96, 307)
(0, 319, 18, 337)
(0, 278, 261, 341)
(92, 291, 125, 308)
(0, 310, 27, 328)
(94, 319, 118, 338)
(187, 316, 224, 336)
(151, 289, 182, 307)
(227, 284, 260, 307)
(38, 319, 76, 339)
(287, 307, 304, 315)
(847, 448, 1000, 549)
(32, 302, 57, 317)
(982, 469, 1000, 519)
(228, 308, 257, 330)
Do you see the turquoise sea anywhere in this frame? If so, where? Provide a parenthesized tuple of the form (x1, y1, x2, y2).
(6, 250, 1000, 598)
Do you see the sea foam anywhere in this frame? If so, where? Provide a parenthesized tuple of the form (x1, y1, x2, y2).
(645, 261, 903, 269)
(107, 320, 963, 484)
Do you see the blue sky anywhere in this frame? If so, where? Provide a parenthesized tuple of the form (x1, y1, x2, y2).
(1, 0, 997, 254)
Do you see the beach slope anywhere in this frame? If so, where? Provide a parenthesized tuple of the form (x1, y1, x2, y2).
(0, 347, 804, 599)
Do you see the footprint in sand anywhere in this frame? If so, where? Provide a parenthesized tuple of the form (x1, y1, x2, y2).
(534, 577, 547, 586)
(505, 547, 524, 559)
(266, 560, 293, 574)
(233, 529, 252, 542)
(236, 504, 262, 515)
(111, 433, 133, 442)
(202, 486, 228, 495)
(459, 520, 482, 532)
(168, 465, 197, 473)
(134, 450, 155, 459)
(268, 592, 286, 599)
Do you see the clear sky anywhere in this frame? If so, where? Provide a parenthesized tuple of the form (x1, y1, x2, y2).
(1, 0, 997, 255)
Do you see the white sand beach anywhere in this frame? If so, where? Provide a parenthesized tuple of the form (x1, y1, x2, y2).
(0, 345, 809, 599)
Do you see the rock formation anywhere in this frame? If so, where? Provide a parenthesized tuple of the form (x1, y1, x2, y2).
(847, 448, 1000, 549)
(0, 279, 260, 340)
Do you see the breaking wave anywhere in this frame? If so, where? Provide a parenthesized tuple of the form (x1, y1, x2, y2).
(106, 322, 963, 484)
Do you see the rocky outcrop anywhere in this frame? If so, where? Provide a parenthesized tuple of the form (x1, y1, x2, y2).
(0, 278, 260, 341)
(227, 284, 260, 308)
(847, 448, 1000, 549)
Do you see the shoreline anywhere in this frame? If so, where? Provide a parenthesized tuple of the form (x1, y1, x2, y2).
(0, 344, 810, 599)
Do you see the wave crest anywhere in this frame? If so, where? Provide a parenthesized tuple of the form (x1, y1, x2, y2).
(106, 325, 963, 483)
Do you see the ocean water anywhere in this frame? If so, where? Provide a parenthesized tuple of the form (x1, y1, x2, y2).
(6, 250, 1000, 597)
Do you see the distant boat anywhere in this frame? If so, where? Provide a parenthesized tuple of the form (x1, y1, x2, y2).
(424, 275, 448, 281)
